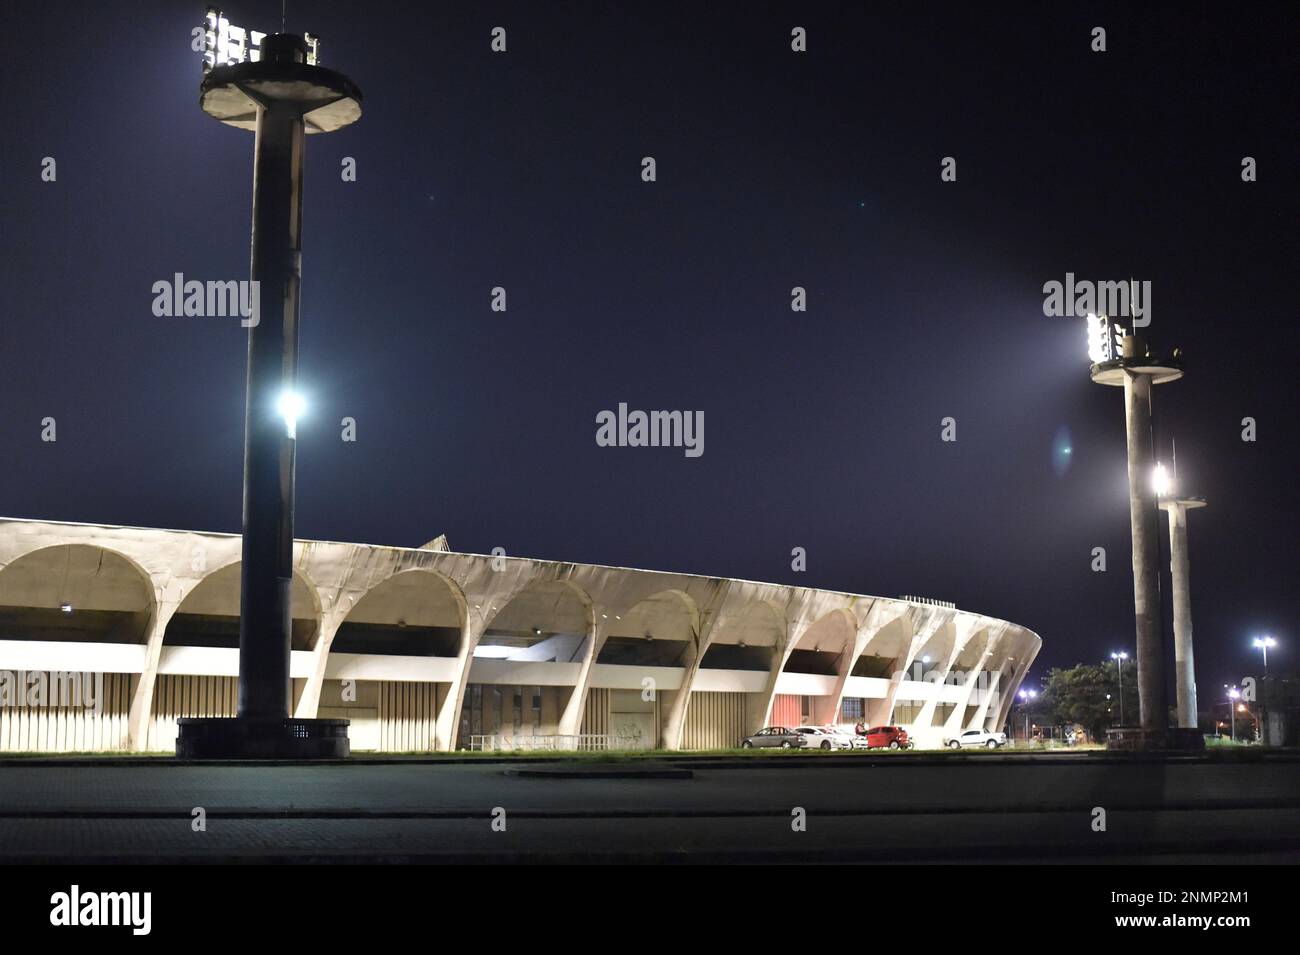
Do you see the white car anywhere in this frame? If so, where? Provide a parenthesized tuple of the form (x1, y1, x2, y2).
(793, 726, 855, 751)
(945, 729, 1008, 749)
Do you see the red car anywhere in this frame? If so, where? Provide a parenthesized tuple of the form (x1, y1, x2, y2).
(862, 725, 912, 750)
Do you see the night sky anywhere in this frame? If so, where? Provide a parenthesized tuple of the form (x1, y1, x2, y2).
(1, 2, 1296, 703)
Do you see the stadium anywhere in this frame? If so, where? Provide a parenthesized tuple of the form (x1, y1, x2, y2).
(0, 517, 1040, 753)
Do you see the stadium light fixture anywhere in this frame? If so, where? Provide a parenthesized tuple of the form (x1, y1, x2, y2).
(202, 6, 319, 74)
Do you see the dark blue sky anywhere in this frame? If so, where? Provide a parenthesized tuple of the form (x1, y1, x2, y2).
(1, 1, 1296, 701)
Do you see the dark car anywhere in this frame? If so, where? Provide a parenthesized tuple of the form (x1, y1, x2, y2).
(863, 725, 912, 750)
(740, 726, 808, 749)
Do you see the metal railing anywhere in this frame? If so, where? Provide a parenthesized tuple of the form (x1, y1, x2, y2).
(466, 733, 645, 752)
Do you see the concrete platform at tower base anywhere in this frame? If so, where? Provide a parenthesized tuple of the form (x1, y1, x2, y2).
(176, 717, 350, 759)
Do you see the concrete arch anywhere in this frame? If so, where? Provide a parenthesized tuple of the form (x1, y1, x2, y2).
(165, 558, 323, 651)
(599, 588, 699, 663)
(329, 567, 468, 656)
(556, 587, 700, 744)
(294, 566, 471, 744)
(0, 542, 166, 751)
(0, 543, 158, 641)
(445, 578, 596, 750)
(477, 578, 594, 658)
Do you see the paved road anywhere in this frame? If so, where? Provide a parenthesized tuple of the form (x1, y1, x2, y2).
(1, 753, 1296, 862)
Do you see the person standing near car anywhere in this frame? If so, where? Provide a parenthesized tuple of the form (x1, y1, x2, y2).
(855, 720, 867, 737)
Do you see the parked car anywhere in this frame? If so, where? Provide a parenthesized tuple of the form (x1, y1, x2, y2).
(862, 725, 912, 750)
(945, 729, 1008, 749)
(740, 726, 808, 749)
(793, 726, 855, 750)
(824, 725, 870, 749)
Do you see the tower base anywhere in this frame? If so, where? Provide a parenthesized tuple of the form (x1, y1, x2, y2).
(176, 717, 350, 759)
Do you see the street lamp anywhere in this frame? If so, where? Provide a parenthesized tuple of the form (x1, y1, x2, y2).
(1017, 689, 1037, 743)
(1110, 651, 1128, 726)
(1227, 687, 1241, 742)
(1253, 636, 1277, 745)
(1253, 636, 1277, 677)
(1089, 314, 1182, 744)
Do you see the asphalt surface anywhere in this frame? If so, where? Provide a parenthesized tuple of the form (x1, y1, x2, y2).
(1, 752, 1296, 863)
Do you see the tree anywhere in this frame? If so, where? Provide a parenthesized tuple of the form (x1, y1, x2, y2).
(1032, 660, 1140, 740)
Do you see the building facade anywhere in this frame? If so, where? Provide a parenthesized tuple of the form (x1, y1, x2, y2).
(0, 518, 1040, 753)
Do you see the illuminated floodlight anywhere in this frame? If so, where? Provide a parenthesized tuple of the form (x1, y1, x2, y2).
(277, 389, 306, 439)
(1153, 463, 1171, 497)
(1227, 687, 1241, 700)
(1086, 312, 1127, 364)
(60, 603, 73, 613)
(1086, 312, 1108, 363)
(203, 6, 315, 74)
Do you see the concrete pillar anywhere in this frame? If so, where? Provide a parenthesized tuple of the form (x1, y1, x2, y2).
(1123, 371, 1168, 731)
(659, 609, 721, 749)
(989, 635, 1036, 732)
(292, 608, 348, 718)
(556, 618, 608, 736)
(435, 617, 486, 751)
(875, 614, 943, 728)
(126, 595, 181, 750)
(235, 89, 307, 722)
(1162, 500, 1203, 728)
(943, 628, 999, 736)
(749, 631, 793, 736)
(910, 621, 972, 741)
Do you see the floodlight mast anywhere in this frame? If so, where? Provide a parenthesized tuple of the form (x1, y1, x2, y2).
(178, 11, 361, 759)
(1157, 468, 1207, 730)
(1088, 317, 1191, 749)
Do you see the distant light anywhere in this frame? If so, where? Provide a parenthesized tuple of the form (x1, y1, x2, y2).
(60, 603, 73, 613)
(1228, 687, 1241, 700)
(1253, 636, 1277, 649)
(1153, 463, 1171, 497)
(277, 389, 306, 439)
(1111, 651, 1128, 661)
(921, 655, 931, 664)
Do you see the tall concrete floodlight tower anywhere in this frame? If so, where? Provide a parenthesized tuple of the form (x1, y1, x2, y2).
(1154, 463, 1207, 729)
(177, 8, 361, 758)
(1087, 314, 1184, 748)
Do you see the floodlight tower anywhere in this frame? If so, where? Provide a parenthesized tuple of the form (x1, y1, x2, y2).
(177, 8, 361, 758)
(1087, 314, 1182, 746)
(1154, 463, 1206, 730)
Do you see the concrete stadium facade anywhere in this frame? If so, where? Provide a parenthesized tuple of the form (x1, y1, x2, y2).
(0, 518, 1041, 753)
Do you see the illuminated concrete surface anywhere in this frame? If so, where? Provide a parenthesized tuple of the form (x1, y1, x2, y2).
(0, 518, 1041, 753)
